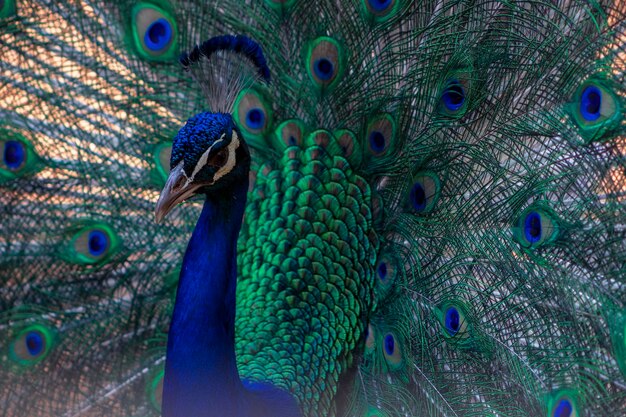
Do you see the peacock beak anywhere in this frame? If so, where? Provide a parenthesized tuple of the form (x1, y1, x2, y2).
(155, 163, 204, 224)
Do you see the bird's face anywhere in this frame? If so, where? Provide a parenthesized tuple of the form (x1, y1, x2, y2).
(155, 112, 250, 223)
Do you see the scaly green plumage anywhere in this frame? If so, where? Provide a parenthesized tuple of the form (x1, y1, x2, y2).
(0, 0, 625, 416)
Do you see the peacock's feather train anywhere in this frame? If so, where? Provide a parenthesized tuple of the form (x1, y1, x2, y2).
(1, 0, 625, 416)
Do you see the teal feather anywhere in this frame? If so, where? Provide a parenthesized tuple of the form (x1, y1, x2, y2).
(1, 0, 625, 416)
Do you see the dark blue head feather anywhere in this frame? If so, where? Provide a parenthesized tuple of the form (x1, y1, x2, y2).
(171, 112, 246, 183)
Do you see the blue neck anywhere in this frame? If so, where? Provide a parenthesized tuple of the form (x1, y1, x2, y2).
(162, 177, 302, 417)
(162, 180, 248, 416)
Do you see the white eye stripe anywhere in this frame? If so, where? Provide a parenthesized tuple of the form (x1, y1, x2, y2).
(186, 131, 240, 186)
(213, 131, 240, 182)
(188, 133, 226, 184)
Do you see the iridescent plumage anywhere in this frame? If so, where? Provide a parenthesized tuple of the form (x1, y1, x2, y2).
(0, 0, 625, 416)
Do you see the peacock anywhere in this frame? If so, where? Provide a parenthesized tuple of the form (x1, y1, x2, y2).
(0, 0, 625, 416)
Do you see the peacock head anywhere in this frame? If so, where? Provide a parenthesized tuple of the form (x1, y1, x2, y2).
(154, 111, 250, 223)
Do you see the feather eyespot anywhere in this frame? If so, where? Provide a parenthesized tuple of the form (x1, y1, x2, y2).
(571, 80, 620, 142)
(363, 0, 400, 21)
(552, 399, 573, 417)
(272, 119, 305, 152)
(366, 114, 396, 156)
(374, 254, 398, 291)
(580, 86, 602, 121)
(548, 393, 578, 417)
(67, 223, 119, 265)
(514, 205, 558, 249)
(234, 88, 273, 140)
(444, 306, 461, 336)
(131, 3, 178, 61)
(9, 325, 54, 367)
(407, 172, 440, 214)
(576, 83, 617, 124)
(0, 132, 40, 181)
(306, 37, 344, 91)
(382, 332, 403, 368)
(3, 140, 25, 170)
(441, 304, 468, 338)
(440, 79, 466, 113)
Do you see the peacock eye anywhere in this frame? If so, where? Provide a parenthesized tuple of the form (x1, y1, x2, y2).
(67, 224, 119, 265)
(0, 0, 16, 18)
(271, 119, 305, 152)
(9, 325, 54, 367)
(576, 83, 617, 125)
(374, 254, 398, 291)
(407, 171, 440, 214)
(306, 37, 344, 91)
(441, 304, 469, 338)
(382, 332, 403, 369)
(366, 114, 396, 156)
(363, 0, 399, 21)
(440, 78, 467, 114)
(0, 133, 40, 181)
(131, 2, 178, 61)
(552, 398, 574, 417)
(514, 205, 559, 249)
(2, 140, 26, 171)
(548, 393, 578, 417)
(234, 88, 273, 140)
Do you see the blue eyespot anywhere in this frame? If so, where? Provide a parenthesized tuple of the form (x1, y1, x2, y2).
(68, 224, 118, 264)
(88, 230, 109, 257)
(245, 108, 266, 130)
(445, 306, 460, 336)
(515, 206, 558, 249)
(382, 331, 403, 367)
(25, 331, 44, 356)
(369, 131, 386, 153)
(553, 399, 573, 417)
(363, 0, 398, 20)
(377, 261, 388, 282)
(580, 85, 602, 122)
(410, 182, 426, 211)
(572, 82, 619, 139)
(368, 0, 392, 12)
(523, 211, 542, 243)
(384, 333, 395, 356)
(3, 140, 25, 170)
(441, 79, 465, 112)
(307, 37, 343, 90)
(132, 4, 178, 61)
(366, 114, 395, 156)
(314, 58, 335, 81)
(9, 325, 54, 367)
(407, 172, 440, 214)
(235, 89, 272, 138)
(144, 18, 173, 52)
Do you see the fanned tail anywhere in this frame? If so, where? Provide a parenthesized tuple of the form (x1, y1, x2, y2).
(1, 1, 625, 416)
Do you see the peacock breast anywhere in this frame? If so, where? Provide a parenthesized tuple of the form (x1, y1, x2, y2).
(235, 138, 378, 417)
